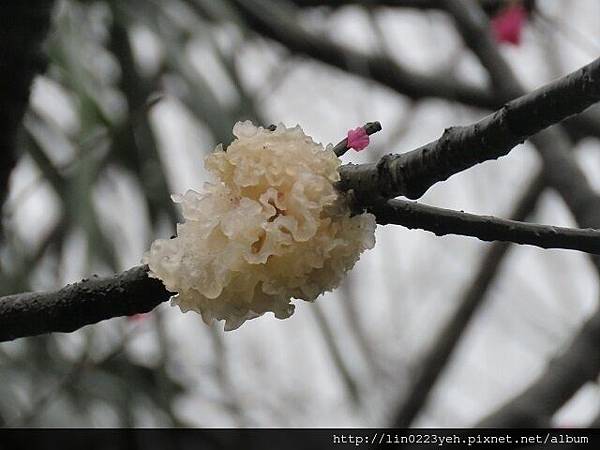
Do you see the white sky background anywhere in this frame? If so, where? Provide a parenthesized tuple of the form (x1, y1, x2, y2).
(4, 0, 600, 427)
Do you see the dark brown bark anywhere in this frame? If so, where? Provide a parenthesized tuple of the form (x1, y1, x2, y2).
(438, 0, 600, 428)
(0, 266, 172, 342)
(371, 189, 600, 255)
(338, 57, 600, 201)
(233, 0, 600, 144)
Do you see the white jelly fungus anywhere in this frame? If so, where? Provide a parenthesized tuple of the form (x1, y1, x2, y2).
(143, 121, 376, 330)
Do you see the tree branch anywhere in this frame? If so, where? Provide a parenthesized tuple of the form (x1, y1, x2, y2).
(3, 124, 600, 343)
(12, 188, 599, 343)
(3, 1, 600, 345)
(441, 0, 600, 264)
(290, 0, 533, 15)
(0, 1, 56, 230)
(0, 266, 171, 343)
(230, 0, 600, 145)
(476, 305, 600, 427)
(441, 0, 600, 428)
(391, 175, 545, 427)
(230, 0, 497, 108)
(338, 56, 600, 201)
(369, 193, 600, 255)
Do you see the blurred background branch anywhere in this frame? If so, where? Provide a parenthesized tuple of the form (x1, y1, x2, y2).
(0, 1, 56, 240)
(1, 0, 599, 429)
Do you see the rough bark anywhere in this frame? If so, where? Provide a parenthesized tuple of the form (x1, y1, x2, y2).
(0, 266, 172, 342)
(371, 193, 600, 255)
(438, 0, 600, 428)
(233, 0, 600, 143)
(338, 57, 600, 201)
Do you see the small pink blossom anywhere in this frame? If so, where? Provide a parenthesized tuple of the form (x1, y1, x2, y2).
(491, 4, 527, 46)
(347, 127, 370, 151)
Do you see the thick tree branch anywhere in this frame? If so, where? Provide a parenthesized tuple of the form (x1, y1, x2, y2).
(338, 56, 600, 201)
(10, 190, 596, 343)
(0, 266, 172, 343)
(370, 194, 600, 255)
(442, 0, 600, 262)
(0, 1, 55, 228)
(440, 0, 600, 428)
(3, 130, 600, 343)
(230, 0, 600, 144)
(0, 0, 597, 348)
(385, 0, 600, 430)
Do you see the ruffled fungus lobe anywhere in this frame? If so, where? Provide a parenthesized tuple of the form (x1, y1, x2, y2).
(144, 121, 376, 330)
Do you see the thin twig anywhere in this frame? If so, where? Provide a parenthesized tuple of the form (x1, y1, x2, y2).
(107, 12, 179, 227)
(443, 0, 600, 428)
(333, 121, 382, 156)
(369, 196, 600, 255)
(391, 174, 545, 427)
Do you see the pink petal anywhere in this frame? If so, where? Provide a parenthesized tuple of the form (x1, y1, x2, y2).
(491, 4, 527, 46)
(347, 127, 370, 151)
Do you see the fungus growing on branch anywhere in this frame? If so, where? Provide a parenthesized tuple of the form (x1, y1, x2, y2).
(144, 121, 376, 330)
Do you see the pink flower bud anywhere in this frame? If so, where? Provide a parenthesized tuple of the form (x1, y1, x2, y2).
(491, 4, 527, 46)
(347, 127, 370, 151)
